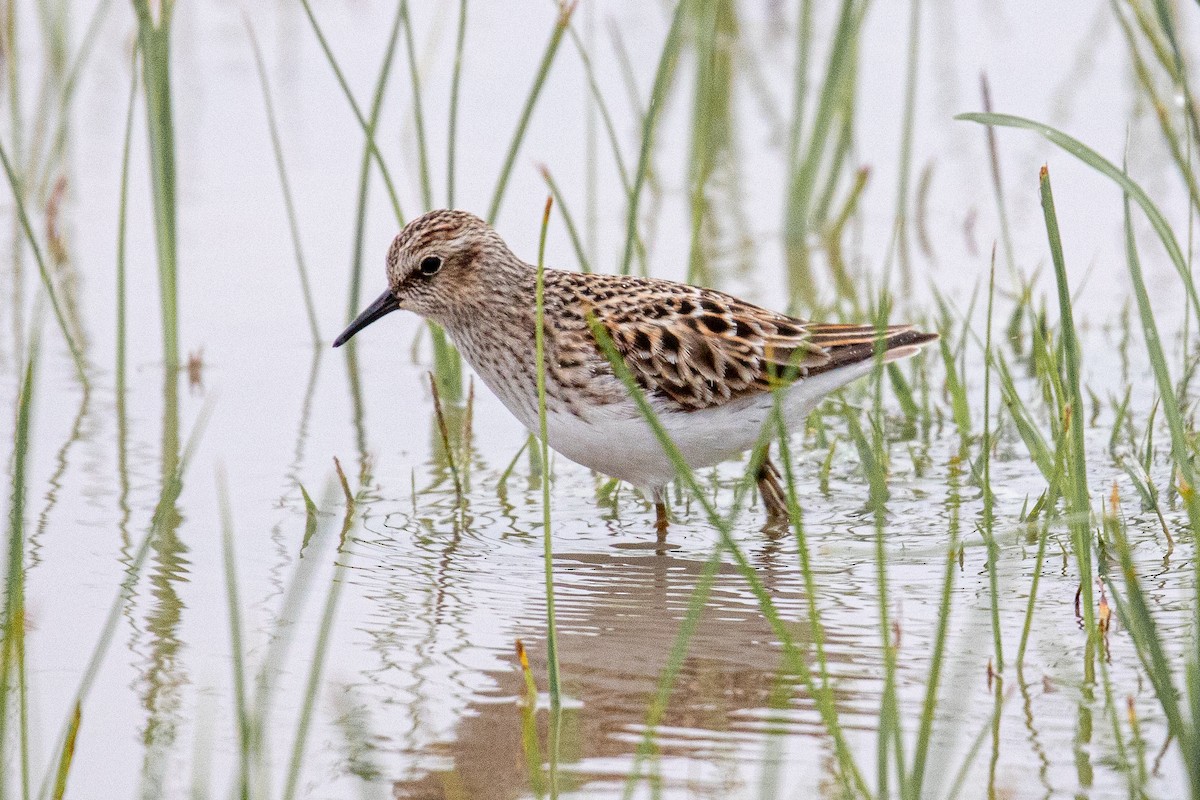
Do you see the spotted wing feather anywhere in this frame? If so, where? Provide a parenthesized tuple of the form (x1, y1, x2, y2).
(572, 275, 932, 411)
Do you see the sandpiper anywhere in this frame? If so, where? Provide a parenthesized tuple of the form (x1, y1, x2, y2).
(334, 209, 937, 531)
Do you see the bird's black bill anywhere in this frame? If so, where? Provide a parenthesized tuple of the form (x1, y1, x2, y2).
(332, 289, 400, 347)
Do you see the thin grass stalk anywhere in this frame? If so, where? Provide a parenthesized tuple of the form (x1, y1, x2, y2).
(980, 257, 1003, 671)
(883, 0, 920, 286)
(1116, 8, 1200, 217)
(427, 372, 463, 505)
(244, 16, 321, 346)
(217, 471, 251, 800)
(1038, 166, 1097, 650)
(0, 135, 86, 384)
(280, 466, 357, 800)
(586, 315, 869, 796)
(117, 53, 137, 470)
(297, 0, 404, 229)
(1104, 505, 1198, 793)
(4, 0, 25, 358)
(540, 165, 591, 273)
(131, 0, 181, 372)
(487, 2, 575, 225)
(942, 694, 1009, 800)
(341, 0, 406, 323)
(533, 196, 563, 713)
(446, 0, 467, 208)
(1, 338, 36, 800)
(873, 509, 902, 795)
(49, 702, 80, 800)
(786, 0, 814, 167)
(978, 74, 1018, 281)
(247, 483, 330, 800)
(619, 0, 687, 276)
(400, 0, 433, 211)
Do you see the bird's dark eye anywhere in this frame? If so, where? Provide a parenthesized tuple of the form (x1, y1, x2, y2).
(419, 256, 442, 276)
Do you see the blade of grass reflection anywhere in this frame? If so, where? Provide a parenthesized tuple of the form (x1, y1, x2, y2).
(34, 398, 213, 800)
(116, 49, 137, 555)
(247, 479, 338, 799)
(281, 461, 360, 800)
(217, 469, 251, 800)
(941, 688, 1010, 800)
(27, 388, 87, 571)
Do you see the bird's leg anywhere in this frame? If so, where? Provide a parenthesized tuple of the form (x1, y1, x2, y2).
(653, 488, 670, 536)
(757, 453, 790, 522)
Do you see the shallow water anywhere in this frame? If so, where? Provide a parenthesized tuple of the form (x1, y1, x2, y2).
(3, 0, 1198, 798)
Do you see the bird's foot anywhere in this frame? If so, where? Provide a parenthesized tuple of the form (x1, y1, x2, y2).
(757, 455, 791, 523)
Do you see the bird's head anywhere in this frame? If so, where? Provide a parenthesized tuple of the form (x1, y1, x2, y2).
(333, 209, 513, 347)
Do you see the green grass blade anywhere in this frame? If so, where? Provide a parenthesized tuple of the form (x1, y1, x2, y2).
(1038, 165, 1097, 647)
(1120, 182, 1200, 788)
(957, 111, 1200, 329)
(49, 702, 81, 800)
(1, 336, 37, 800)
(131, 2, 181, 372)
(534, 196, 562, 711)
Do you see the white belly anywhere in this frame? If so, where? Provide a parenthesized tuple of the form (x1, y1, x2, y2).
(515, 362, 876, 492)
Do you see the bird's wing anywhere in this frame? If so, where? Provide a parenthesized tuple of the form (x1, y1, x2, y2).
(579, 278, 932, 411)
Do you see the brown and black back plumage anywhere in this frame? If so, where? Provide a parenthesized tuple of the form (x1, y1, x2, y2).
(548, 271, 936, 412)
